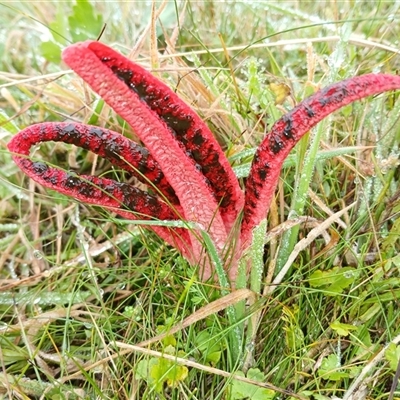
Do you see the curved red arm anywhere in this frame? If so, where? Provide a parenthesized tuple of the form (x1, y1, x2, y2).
(82, 41, 244, 232)
(8, 122, 178, 203)
(240, 73, 400, 248)
(8, 122, 192, 259)
(7, 39, 400, 282)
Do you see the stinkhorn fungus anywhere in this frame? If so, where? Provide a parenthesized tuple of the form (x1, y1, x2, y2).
(8, 40, 400, 282)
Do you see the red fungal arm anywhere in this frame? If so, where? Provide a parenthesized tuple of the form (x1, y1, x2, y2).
(8, 122, 178, 204)
(8, 127, 192, 258)
(12, 42, 398, 283)
(62, 41, 231, 278)
(83, 41, 244, 232)
(241, 73, 400, 248)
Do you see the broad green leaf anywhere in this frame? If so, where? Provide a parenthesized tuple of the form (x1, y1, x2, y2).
(155, 325, 177, 347)
(318, 354, 349, 381)
(206, 351, 222, 365)
(330, 321, 358, 336)
(309, 267, 358, 295)
(229, 369, 275, 400)
(149, 358, 167, 392)
(194, 330, 223, 364)
(135, 352, 188, 393)
(68, 0, 104, 41)
(166, 363, 188, 388)
(135, 358, 151, 380)
(385, 343, 400, 371)
(40, 41, 62, 64)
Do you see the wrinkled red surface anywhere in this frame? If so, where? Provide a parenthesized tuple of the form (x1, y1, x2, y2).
(8, 39, 400, 282)
(240, 73, 400, 247)
(87, 41, 244, 231)
(8, 122, 178, 202)
(62, 41, 232, 279)
(8, 124, 192, 258)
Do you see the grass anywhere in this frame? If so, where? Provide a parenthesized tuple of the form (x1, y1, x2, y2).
(1, 1, 400, 399)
